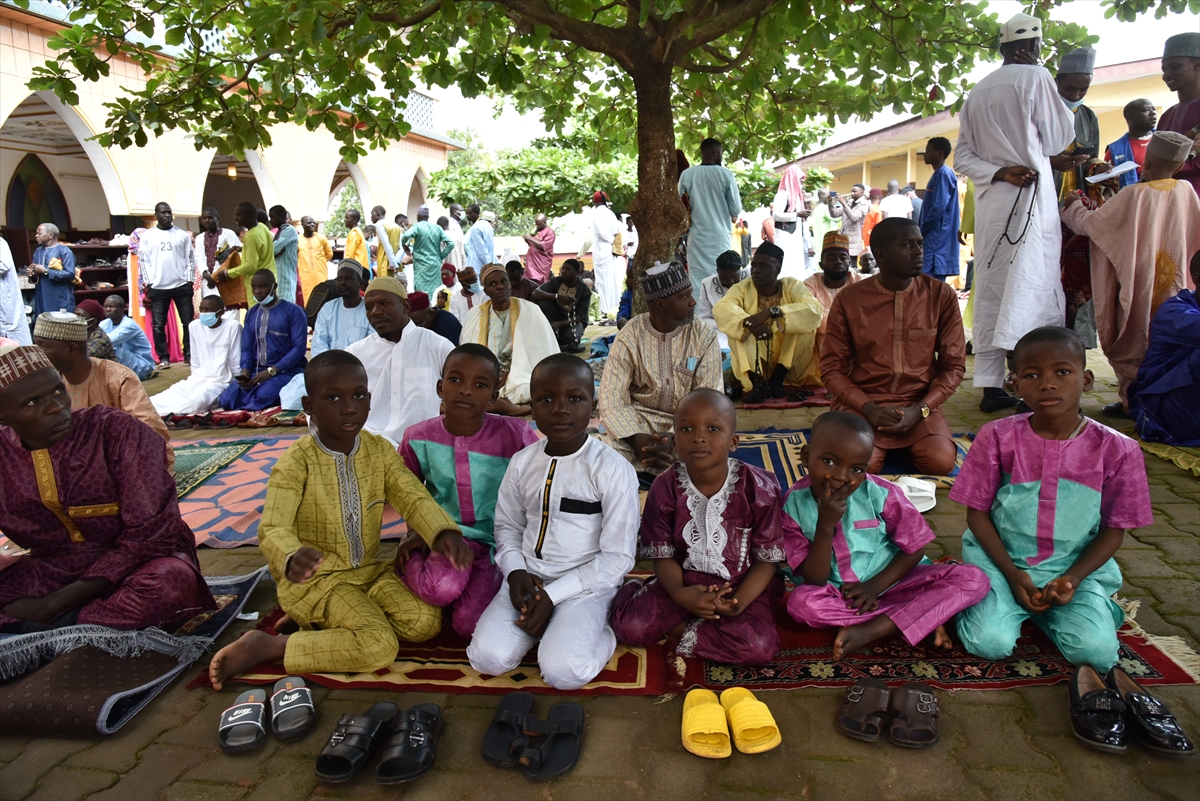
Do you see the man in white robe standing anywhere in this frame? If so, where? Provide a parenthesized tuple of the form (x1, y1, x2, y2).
(346, 276, 453, 446)
(590, 191, 622, 317)
(0, 237, 31, 345)
(953, 13, 1076, 412)
(678, 137, 743, 298)
(446, 203, 467, 272)
(150, 296, 242, 416)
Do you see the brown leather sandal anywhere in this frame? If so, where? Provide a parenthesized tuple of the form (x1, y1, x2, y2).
(836, 678, 890, 742)
(888, 681, 939, 748)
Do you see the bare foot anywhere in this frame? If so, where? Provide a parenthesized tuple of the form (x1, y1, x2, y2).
(208, 630, 287, 691)
(488, 397, 531, 417)
(832, 616, 898, 659)
(931, 625, 954, 650)
(274, 613, 300, 635)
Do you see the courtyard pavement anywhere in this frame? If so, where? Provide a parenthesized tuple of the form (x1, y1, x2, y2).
(1, 352, 1197, 801)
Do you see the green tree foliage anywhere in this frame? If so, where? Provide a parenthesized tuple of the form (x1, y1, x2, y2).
(21, 0, 1119, 268)
(804, 167, 836, 193)
(323, 180, 361, 239)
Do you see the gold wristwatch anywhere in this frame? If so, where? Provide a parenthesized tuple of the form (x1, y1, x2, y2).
(919, 403, 930, 419)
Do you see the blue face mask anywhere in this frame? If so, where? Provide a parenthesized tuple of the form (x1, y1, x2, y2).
(260, 294, 275, 306)
(199, 312, 220, 328)
(1061, 96, 1085, 111)
(464, 283, 478, 295)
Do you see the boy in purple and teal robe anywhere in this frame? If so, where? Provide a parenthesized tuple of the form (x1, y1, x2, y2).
(782, 412, 989, 658)
(397, 344, 538, 637)
(953, 327, 1153, 670)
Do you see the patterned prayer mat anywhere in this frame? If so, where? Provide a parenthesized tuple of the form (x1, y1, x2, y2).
(173, 439, 261, 500)
(733, 429, 975, 491)
(1139, 440, 1200, 478)
(671, 599, 1198, 692)
(0, 567, 269, 735)
(190, 595, 1196, 697)
(186, 607, 669, 697)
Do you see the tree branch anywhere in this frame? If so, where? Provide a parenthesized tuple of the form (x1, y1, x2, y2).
(366, 0, 445, 29)
(677, 0, 779, 56)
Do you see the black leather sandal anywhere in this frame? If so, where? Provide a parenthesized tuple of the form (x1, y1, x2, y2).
(376, 704, 444, 784)
(314, 701, 399, 783)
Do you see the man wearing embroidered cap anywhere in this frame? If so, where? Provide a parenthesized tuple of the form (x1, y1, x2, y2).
(401, 204, 455, 295)
(0, 344, 214, 634)
(1051, 47, 1100, 199)
(346, 275, 454, 445)
(1159, 32, 1200, 195)
(953, 12, 1076, 413)
(598, 260, 721, 476)
(1062, 130, 1200, 414)
(33, 311, 174, 468)
(713, 241, 823, 403)
(803, 231, 861, 374)
(460, 262, 557, 415)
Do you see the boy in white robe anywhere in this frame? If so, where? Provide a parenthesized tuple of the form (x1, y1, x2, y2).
(150, 296, 242, 416)
(468, 354, 639, 690)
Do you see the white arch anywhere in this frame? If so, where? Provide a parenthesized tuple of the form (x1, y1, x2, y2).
(11, 91, 130, 216)
(193, 149, 282, 216)
(344, 161, 373, 212)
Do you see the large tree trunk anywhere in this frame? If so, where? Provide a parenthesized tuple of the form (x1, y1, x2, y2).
(628, 60, 687, 313)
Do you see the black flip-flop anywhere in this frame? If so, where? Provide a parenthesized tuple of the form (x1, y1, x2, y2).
(376, 704, 443, 784)
(482, 692, 536, 768)
(518, 703, 585, 782)
(270, 677, 316, 739)
(218, 689, 267, 754)
(314, 702, 398, 783)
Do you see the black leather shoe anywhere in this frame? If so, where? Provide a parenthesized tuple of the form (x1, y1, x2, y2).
(1069, 665, 1127, 753)
(979, 390, 1019, 413)
(1106, 666, 1196, 757)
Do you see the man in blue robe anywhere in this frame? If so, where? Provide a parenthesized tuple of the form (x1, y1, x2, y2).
(218, 269, 307, 411)
(920, 137, 961, 281)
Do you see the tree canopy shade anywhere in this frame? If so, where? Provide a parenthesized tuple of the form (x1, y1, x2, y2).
(21, 0, 1176, 268)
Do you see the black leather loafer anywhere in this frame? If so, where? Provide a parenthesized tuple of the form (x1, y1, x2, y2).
(1069, 665, 1127, 753)
(1107, 666, 1195, 757)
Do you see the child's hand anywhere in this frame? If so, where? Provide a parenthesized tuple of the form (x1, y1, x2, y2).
(393, 532, 428, 571)
(671, 584, 721, 620)
(516, 592, 554, 636)
(432, 530, 474, 571)
(507, 570, 543, 613)
(286, 547, 324, 585)
(711, 584, 742, 618)
(816, 480, 854, 529)
(1007, 571, 1049, 614)
(1041, 575, 1078, 607)
(841, 582, 879, 614)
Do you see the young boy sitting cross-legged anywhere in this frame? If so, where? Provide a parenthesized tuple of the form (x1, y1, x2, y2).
(954, 326, 1153, 672)
(208, 350, 472, 688)
(466, 353, 640, 690)
(397, 344, 539, 637)
(783, 411, 990, 659)
(611, 388, 789, 664)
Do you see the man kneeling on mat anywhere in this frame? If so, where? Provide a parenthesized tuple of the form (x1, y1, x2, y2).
(611, 388, 788, 664)
(208, 350, 471, 688)
(781, 411, 989, 658)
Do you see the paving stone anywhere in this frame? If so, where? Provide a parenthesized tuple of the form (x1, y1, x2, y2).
(179, 750, 271, 786)
(163, 780, 249, 801)
(0, 738, 93, 801)
(804, 755, 987, 801)
(66, 710, 188, 773)
(89, 745, 210, 801)
(1145, 578, 1200, 616)
(943, 688, 1024, 706)
(1153, 504, 1200, 532)
(1163, 613, 1200, 648)
(1137, 768, 1200, 801)
(1114, 550, 1189, 579)
(243, 755, 321, 801)
(1121, 601, 1190, 640)
(26, 767, 116, 801)
(964, 766, 1065, 799)
(0, 736, 30, 768)
(1140, 535, 1200, 564)
(953, 705, 1055, 769)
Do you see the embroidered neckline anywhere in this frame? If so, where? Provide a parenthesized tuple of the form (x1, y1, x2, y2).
(677, 459, 740, 581)
(312, 434, 365, 567)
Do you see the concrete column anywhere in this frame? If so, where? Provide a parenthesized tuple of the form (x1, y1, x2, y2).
(907, 148, 918, 185)
(861, 161, 872, 189)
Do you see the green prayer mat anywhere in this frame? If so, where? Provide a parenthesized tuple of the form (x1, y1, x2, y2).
(1139, 441, 1200, 478)
(172, 440, 262, 499)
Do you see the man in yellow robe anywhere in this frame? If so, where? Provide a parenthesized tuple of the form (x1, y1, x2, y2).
(297, 215, 333, 303)
(713, 241, 822, 403)
(342, 209, 370, 275)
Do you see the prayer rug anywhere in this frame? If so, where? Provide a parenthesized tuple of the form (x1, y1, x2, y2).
(1139, 440, 1200, 478)
(172, 439, 261, 500)
(668, 598, 1198, 692)
(740, 386, 832, 410)
(179, 436, 410, 548)
(0, 567, 269, 734)
(733, 429, 975, 491)
(186, 606, 668, 697)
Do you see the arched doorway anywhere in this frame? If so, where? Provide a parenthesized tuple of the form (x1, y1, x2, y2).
(201, 154, 266, 234)
(406, 168, 428, 221)
(325, 161, 371, 238)
(5, 153, 70, 231)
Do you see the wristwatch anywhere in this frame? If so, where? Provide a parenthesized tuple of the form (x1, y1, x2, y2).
(919, 402, 931, 419)
(769, 306, 782, 319)
(267, 366, 278, 377)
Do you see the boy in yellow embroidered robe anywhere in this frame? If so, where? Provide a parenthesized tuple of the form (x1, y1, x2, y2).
(258, 430, 461, 674)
